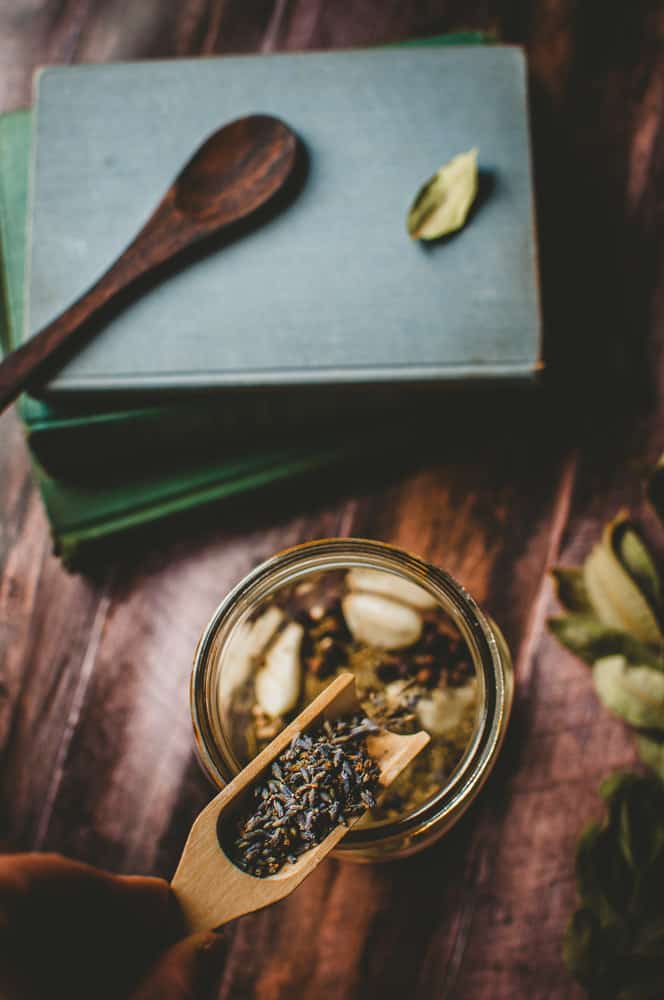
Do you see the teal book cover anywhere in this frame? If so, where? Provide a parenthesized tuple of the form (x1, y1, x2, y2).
(5, 35, 528, 483)
(27, 45, 540, 399)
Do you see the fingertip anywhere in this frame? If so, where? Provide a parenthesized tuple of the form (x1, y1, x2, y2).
(182, 929, 229, 986)
(131, 929, 228, 1000)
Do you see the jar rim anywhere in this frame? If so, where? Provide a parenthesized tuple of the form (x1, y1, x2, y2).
(190, 538, 510, 849)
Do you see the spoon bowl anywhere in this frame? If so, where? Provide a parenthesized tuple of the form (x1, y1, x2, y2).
(174, 114, 297, 220)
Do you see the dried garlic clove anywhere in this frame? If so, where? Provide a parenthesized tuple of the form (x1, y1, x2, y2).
(342, 592, 423, 649)
(255, 621, 303, 718)
(218, 606, 284, 702)
(247, 606, 286, 655)
(416, 681, 476, 737)
(346, 568, 437, 610)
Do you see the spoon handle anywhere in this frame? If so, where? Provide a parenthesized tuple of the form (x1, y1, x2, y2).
(0, 200, 185, 414)
(0, 283, 114, 414)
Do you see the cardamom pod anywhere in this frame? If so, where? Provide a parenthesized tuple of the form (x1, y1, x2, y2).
(407, 148, 478, 240)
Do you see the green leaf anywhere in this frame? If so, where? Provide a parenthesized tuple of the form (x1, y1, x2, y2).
(633, 848, 664, 925)
(637, 733, 664, 781)
(616, 790, 664, 874)
(567, 773, 664, 998)
(648, 458, 664, 531)
(547, 615, 664, 671)
(613, 520, 662, 612)
(600, 771, 664, 873)
(620, 798, 638, 870)
(584, 528, 663, 645)
(599, 771, 644, 807)
(618, 981, 664, 1000)
(407, 148, 478, 240)
(599, 772, 647, 870)
(575, 824, 606, 910)
(564, 908, 601, 987)
(593, 657, 664, 729)
(564, 914, 632, 998)
(551, 567, 594, 613)
(633, 916, 664, 957)
(576, 822, 632, 922)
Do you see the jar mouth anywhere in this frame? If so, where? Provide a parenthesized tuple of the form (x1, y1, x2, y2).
(191, 538, 508, 849)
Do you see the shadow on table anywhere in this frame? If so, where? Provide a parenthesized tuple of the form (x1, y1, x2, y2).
(68, 378, 556, 580)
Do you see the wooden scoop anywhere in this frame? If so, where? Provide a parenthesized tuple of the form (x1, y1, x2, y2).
(171, 672, 429, 931)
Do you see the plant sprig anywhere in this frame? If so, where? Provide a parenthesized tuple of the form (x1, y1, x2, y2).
(549, 510, 664, 996)
(548, 512, 664, 774)
(564, 773, 664, 1000)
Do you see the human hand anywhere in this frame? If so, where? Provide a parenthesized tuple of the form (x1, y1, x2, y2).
(0, 853, 227, 999)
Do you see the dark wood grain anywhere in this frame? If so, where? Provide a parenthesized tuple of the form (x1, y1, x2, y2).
(1, 1, 663, 997)
(0, 114, 298, 412)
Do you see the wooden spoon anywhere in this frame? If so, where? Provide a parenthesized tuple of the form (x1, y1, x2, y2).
(0, 114, 298, 414)
(171, 672, 429, 931)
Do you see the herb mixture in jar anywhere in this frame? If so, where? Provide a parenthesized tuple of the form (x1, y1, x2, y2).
(219, 568, 477, 824)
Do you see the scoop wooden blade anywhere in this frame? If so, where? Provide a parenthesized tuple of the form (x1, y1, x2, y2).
(171, 672, 429, 931)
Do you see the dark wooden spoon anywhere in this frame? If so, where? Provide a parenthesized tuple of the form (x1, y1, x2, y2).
(0, 114, 298, 414)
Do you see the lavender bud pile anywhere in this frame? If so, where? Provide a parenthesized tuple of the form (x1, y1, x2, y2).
(230, 714, 381, 877)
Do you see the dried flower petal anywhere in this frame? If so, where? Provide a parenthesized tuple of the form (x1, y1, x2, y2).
(228, 714, 380, 877)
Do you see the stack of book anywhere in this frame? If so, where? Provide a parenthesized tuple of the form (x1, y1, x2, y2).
(0, 38, 540, 568)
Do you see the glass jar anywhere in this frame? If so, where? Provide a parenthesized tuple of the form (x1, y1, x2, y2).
(190, 539, 513, 862)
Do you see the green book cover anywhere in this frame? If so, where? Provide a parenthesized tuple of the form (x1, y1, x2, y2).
(0, 110, 29, 357)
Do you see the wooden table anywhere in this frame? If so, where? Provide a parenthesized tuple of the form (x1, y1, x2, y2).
(1, 2, 663, 997)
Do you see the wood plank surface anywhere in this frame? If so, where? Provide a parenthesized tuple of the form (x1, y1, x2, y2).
(1, 2, 663, 997)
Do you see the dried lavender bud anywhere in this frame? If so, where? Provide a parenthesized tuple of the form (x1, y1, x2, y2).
(229, 714, 381, 878)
